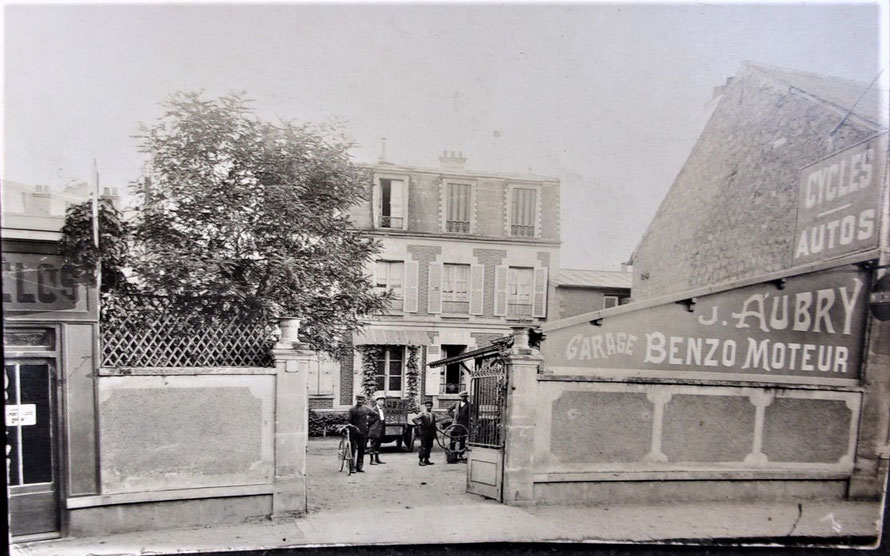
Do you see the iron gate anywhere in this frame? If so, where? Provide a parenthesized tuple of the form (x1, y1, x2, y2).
(466, 352, 507, 500)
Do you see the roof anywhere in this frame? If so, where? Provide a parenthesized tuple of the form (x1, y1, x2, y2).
(557, 268, 632, 289)
(748, 62, 888, 130)
(358, 161, 559, 183)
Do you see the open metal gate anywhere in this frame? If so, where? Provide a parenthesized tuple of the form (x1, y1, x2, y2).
(466, 353, 507, 501)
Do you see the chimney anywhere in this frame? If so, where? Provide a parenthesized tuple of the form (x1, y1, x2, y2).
(378, 137, 388, 163)
(439, 150, 467, 170)
(26, 184, 52, 215)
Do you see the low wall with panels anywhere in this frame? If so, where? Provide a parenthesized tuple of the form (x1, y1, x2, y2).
(532, 377, 861, 503)
(97, 371, 276, 494)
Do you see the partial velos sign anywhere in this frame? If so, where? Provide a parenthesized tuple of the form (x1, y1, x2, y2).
(542, 267, 869, 383)
(792, 133, 888, 266)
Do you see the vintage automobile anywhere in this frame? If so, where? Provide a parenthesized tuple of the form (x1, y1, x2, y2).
(380, 398, 417, 451)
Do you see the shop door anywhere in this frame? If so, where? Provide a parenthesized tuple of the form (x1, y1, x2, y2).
(6, 359, 60, 537)
(466, 355, 507, 501)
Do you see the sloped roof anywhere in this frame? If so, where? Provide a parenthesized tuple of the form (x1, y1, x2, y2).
(557, 268, 632, 289)
(749, 63, 888, 130)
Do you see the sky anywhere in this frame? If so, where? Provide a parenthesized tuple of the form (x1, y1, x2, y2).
(2, 1, 886, 269)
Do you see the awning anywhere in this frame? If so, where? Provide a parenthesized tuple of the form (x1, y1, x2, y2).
(352, 328, 432, 346)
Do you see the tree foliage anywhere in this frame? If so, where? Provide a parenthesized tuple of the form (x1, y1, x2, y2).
(62, 92, 389, 353)
(59, 199, 131, 294)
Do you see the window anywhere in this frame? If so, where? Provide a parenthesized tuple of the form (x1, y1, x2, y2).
(374, 347, 404, 394)
(374, 261, 404, 311)
(446, 183, 471, 233)
(380, 178, 405, 229)
(511, 187, 537, 237)
(507, 267, 534, 318)
(442, 264, 470, 314)
(442, 345, 466, 394)
(603, 296, 620, 309)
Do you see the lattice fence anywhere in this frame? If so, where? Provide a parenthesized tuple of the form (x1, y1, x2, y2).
(101, 295, 276, 368)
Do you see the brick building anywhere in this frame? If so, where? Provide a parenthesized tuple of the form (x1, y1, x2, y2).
(630, 62, 886, 299)
(306, 152, 560, 410)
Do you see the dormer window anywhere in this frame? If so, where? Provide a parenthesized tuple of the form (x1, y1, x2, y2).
(446, 183, 471, 233)
(374, 174, 409, 230)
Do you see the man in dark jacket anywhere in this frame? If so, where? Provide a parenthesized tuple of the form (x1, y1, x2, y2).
(347, 394, 372, 472)
(368, 392, 386, 465)
(413, 400, 437, 466)
(448, 391, 471, 462)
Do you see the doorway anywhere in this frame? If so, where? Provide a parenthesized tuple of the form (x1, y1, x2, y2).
(5, 328, 61, 538)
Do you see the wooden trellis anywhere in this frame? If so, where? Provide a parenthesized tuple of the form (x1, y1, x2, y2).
(101, 295, 276, 368)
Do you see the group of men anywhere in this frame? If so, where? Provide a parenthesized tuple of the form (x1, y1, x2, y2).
(345, 391, 471, 471)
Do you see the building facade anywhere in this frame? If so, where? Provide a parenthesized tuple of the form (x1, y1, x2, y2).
(306, 152, 561, 410)
(554, 267, 632, 320)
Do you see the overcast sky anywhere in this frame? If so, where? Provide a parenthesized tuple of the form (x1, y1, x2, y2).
(3, 1, 886, 269)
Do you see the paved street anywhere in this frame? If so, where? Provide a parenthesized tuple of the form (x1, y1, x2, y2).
(11, 437, 885, 554)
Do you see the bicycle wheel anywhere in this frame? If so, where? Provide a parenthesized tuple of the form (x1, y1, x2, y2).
(338, 436, 348, 472)
(438, 424, 469, 454)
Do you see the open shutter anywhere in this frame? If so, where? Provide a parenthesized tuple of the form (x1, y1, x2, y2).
(494, 265, 508, 316)
(423, 356, 442, 396)
(428, 262, 443, 314)
(533, 266, 548, 318)
(403, 261, 419, 313)
(318, 354, 334, 395)
(469, 264, 485, 315)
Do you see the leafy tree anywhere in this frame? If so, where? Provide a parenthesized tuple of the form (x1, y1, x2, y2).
(62, 92, 389, 353)
(59, 198, 131, 294)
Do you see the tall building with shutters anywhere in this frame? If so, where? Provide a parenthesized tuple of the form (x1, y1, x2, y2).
(308, 151, 561, 410)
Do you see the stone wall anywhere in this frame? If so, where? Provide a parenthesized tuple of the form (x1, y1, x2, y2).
(632, 65, 881, 300)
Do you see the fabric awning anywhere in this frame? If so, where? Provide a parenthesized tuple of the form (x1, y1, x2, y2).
(352, 328, 432, 346)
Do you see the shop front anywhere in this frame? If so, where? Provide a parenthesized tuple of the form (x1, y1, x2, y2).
(3, 235, 99, 539)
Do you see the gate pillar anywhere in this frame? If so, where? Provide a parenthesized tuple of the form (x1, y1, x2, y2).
(270, 317, 313, 518)
(502, 327, 543, 506)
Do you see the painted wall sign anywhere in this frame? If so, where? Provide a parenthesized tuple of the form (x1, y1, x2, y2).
(6, 404, 37, 427)
(792, 133, 888, 266)
(542, 267, 869, 383)
(2, 252, 86, 312)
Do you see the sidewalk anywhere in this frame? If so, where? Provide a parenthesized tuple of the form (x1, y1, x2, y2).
(11, 498, 883, 554)
(11, 438, 885, 554)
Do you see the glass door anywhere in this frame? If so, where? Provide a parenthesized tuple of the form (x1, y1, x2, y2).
(6, 358, 59, 537)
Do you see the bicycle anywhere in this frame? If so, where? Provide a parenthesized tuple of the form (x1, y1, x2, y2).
(436, 423, 470, 463)
(336, 424, 360, 475)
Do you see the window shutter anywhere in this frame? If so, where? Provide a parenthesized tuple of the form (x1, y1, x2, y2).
(403, 261, 419, 313)
(469, 264, 485, 315)
(494, 265, 508, 316)
(425, 366, 441, 395)
(428, 262, 443, 314)
(533, 266, 548, 318)
(318, 354, 334, 395)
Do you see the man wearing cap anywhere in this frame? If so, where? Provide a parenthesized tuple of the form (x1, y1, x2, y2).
(347, 394, 373, 472)
(412, 401, 437, 466)
(367, 392, 387, 465)
(448, 391, 472, 462)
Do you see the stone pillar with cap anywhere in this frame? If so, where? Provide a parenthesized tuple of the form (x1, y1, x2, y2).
(501, 326, 542, 506)
(270, 317, 314, 518)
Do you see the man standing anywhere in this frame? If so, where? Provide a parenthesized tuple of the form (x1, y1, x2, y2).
(368, 392, 387, 465)
(413, 400, 437, 466)
(347, 394, 372, 472)
(448, 390, 471, 462)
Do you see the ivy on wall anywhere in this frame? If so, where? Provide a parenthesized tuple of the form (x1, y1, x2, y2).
(357, 345, 381, 399)
(404, 346, 420, 412)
